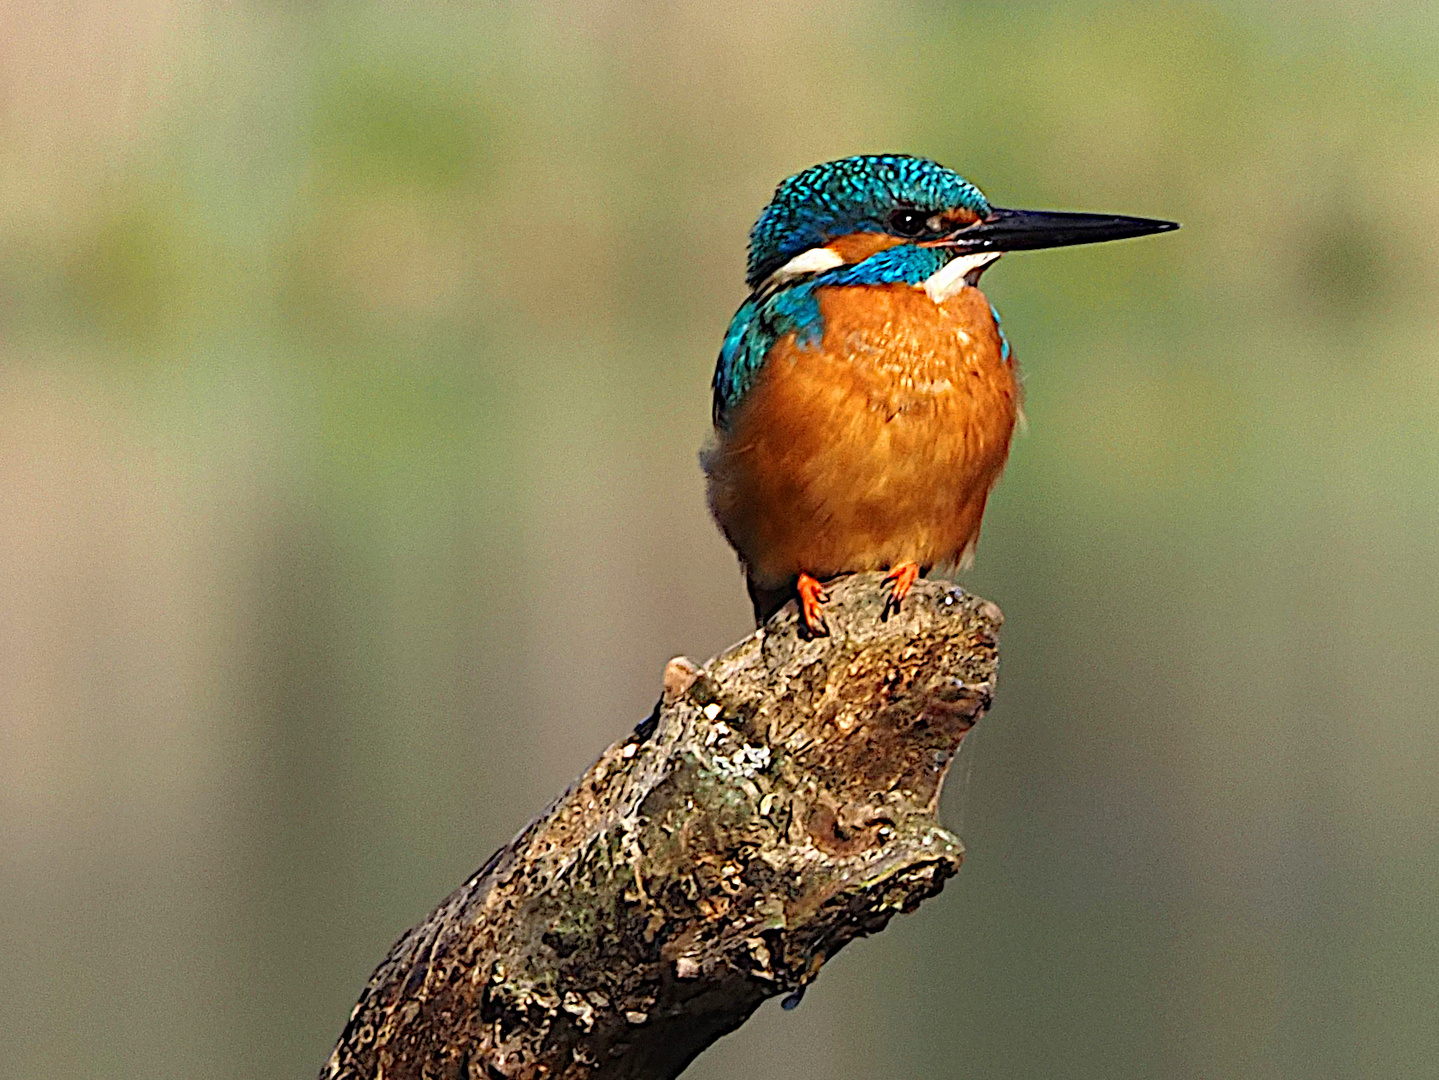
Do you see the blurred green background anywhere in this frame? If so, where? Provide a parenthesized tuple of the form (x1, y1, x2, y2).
(2, 1, 1437, 1077)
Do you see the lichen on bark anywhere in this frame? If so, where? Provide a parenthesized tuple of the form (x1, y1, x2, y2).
(323, 572, 1001, 1080)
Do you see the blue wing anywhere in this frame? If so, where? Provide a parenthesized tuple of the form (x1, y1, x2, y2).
(710, 285, 822, 427)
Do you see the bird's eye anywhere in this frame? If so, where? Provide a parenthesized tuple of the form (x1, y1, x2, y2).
(888, 209, 928, 237)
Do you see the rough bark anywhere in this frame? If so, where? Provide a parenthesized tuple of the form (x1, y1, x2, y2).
(322, 572, 1002, 1080)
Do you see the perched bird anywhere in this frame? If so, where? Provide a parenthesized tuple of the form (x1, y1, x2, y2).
(703, 154, 1176, 634)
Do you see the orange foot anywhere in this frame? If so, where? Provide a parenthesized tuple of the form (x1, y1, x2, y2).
(796, 572, 830, 637)
(883, 562, 921, 620)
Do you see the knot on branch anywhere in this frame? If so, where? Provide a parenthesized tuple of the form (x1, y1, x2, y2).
(324, 573, 1002, 1080)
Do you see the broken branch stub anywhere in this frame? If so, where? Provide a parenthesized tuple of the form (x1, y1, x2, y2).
(323, 572, 1001, 1080)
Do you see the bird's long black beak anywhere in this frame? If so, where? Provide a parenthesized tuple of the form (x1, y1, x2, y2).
(939, 207, 1178, 252)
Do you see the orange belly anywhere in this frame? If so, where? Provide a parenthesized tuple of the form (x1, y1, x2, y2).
(704, 282, 1019, 589)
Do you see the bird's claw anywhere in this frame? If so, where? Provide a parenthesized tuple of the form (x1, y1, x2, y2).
(882, 562, 921, 620)
(796, 572, 830, 637)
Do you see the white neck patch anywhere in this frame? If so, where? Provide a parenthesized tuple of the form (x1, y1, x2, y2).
(763, 246, 846, 291)
(924, 251, 1003, 303)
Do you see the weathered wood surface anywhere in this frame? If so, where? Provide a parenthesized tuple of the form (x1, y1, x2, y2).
(322, 573, 1001, 1080)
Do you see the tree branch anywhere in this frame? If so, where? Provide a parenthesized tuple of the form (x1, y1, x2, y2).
(322, 573, 1002, 1080)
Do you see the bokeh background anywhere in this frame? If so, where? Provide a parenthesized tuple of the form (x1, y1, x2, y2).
(3, 1, 1437, 1077)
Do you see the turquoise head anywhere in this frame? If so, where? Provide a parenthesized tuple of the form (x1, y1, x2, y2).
(746, 155, 990, 289)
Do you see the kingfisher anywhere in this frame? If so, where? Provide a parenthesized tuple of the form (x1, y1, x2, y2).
(703, 154, 1176, 635)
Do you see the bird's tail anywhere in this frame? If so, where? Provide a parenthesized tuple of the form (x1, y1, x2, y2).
(746, 574, 794, 627)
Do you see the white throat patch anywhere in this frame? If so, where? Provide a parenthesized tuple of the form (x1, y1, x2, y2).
(923, 251, 1003, 303)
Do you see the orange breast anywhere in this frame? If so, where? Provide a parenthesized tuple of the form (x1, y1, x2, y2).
(704, 283, 1019, 588)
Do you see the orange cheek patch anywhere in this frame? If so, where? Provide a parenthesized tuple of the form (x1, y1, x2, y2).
(825, 232, 908, 263)
(936, 208, 983, 230)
